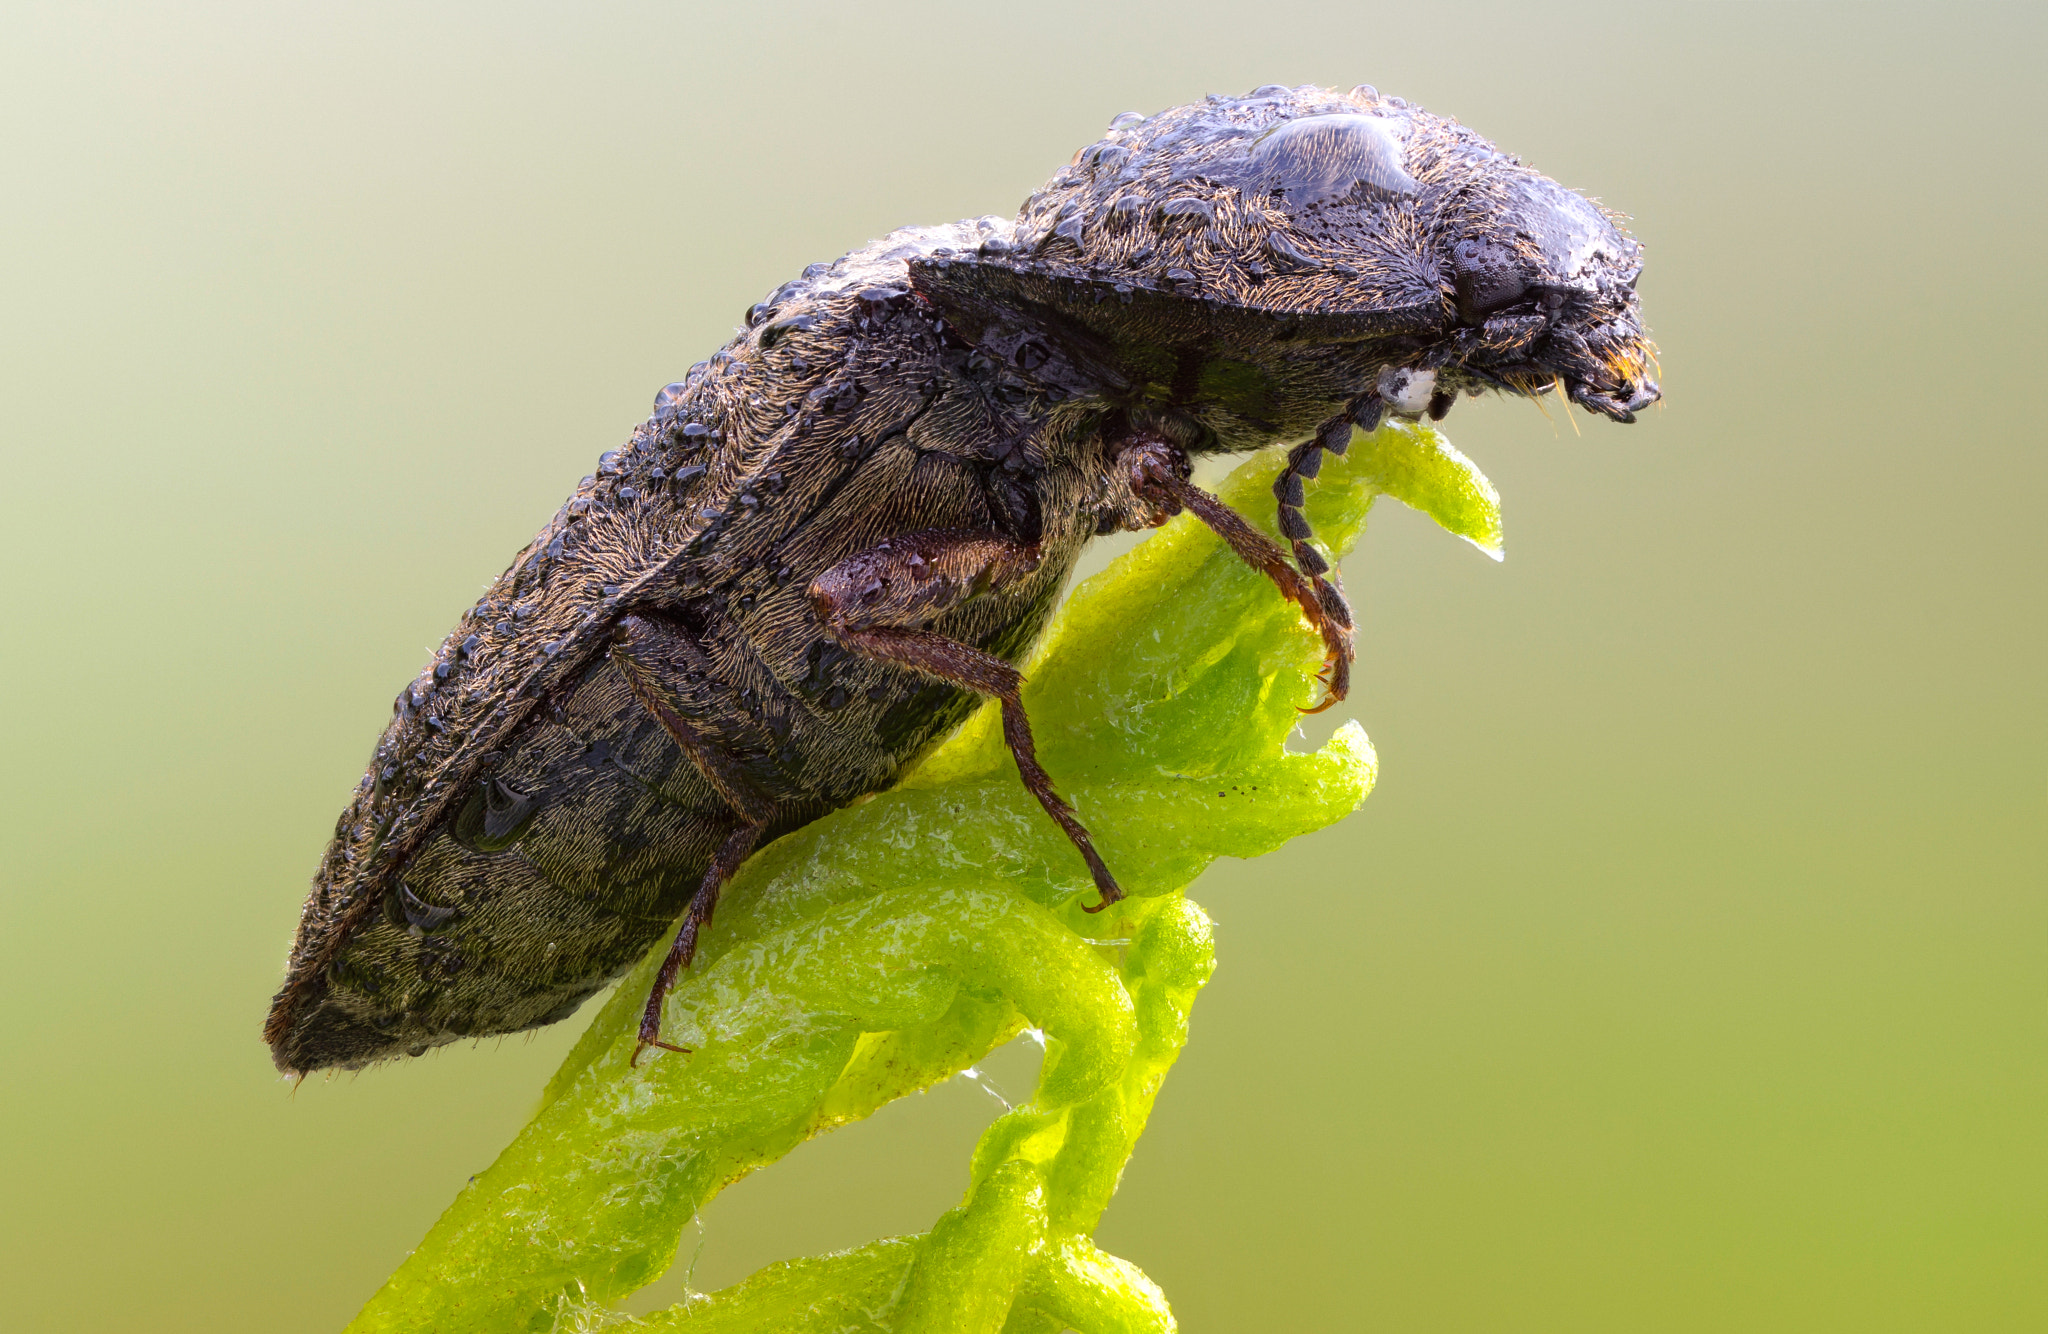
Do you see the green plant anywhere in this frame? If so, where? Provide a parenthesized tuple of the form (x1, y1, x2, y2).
(345, 421, 1501, 1332)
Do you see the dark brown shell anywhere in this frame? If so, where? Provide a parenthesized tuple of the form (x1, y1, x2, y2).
(267, 85, 1658, 1072)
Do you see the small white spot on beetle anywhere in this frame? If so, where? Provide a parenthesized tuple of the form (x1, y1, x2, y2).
(1377, 365, 1438, 415)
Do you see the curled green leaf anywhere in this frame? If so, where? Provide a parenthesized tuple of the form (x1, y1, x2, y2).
(345, 422, 1489, 1332)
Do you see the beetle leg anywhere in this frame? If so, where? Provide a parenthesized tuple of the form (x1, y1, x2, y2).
(1120, 437, 1355, 706)
(612, 614, 779, 1063)
(810, 531, 1123, 913)
(1266, 399, 1387, 704)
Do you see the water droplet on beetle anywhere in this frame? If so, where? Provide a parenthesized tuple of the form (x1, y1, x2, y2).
(1263, 231, 1318, 272)
(1155, 196, 1214, 229)
(1230, 113, 1418, 208)
(392, 879, 460, 934)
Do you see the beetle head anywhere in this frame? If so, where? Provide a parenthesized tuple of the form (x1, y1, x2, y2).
(1436, 158, 1659, 422)
(911, 84, 1657, 435)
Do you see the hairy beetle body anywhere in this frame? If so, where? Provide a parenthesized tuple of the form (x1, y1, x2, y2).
(268, 84, 1657, 1074)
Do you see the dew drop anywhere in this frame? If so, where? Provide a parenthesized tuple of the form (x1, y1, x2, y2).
(393, 880, 460, 934)
(1155, 198, 1215, 234)
(1230, 113, 1418, 208)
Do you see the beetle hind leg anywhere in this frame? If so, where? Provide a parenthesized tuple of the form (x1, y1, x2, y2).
(632, 817, 769, 1063)
(611, 614, 780, 1063)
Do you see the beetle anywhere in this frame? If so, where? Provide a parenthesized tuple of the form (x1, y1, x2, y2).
(265, 83, 1658, 1074)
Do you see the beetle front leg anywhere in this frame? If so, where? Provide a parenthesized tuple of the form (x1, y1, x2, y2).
(1117, 437, 1356, 708)
(1267, 396, 1391, 702)
(810, 531, 1123, 912)
(612, 613, 779, 1063)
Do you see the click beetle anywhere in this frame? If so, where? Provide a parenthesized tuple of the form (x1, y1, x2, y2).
(266, 83, 1657, 1073)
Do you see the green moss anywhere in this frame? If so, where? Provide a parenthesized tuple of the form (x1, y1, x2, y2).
(345, 421, 1499, 1333)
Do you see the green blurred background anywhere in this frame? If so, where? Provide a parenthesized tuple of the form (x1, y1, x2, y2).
(2, 2, 2041, 1329)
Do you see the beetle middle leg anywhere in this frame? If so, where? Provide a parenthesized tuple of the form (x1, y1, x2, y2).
(810, 530, 1123, 912)
(611, 613, 779, 1063)
(1116, 435, 1356, 708)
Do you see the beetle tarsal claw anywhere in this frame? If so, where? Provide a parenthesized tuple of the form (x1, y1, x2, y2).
(1080, 888, 1120, 914)
(1298, 651, 1350, 713)
(630, 1037, 693, 1067)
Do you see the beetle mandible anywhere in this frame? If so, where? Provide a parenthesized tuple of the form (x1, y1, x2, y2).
(265, 84, 1658, 1074)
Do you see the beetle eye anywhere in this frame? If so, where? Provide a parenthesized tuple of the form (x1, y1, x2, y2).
(1237, 113, 1418, 208)
(1452, 238, 1528, 324)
